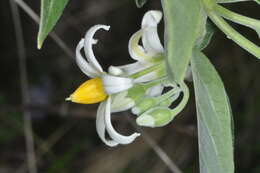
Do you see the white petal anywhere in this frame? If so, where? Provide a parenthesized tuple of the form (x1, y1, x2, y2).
(104, 97, 140, 144)
(108, 66, 123, 76)
(116, 62, 152, 76)
(145, 84, 164, 96)
(128, 30, 155, 62)
(96, 101, 118, 147)
(102, 75, 134, 94)
(142, 10, 163, 28)
(84, 25, 110, 73)
(111, 92, 135, 113)
(76, 39, 100, 78)
(141, 10, 164, 54)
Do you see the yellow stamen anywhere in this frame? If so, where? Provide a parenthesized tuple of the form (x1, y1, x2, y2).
(67, 78, 107, 104)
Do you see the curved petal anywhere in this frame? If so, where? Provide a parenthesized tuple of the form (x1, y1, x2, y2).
(141, 10, 164, 54)
(76, 39, 100, 78)
(102, 75, 134, 94)
(84, 25, 110, 73)
(128, 30, 155, 62)
(96, 101, 119, 147)
(108, 66, 123, 76)
(104, 97, 140, 144)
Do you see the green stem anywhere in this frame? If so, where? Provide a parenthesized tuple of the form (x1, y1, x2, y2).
(142, 77, 167, 90)
(201, 0, 260, 58)
(215, 4, 260, 37)
(128, 61, 165, 79)
(170, 81, 190, 116)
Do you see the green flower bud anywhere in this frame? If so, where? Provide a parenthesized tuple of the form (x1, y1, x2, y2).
(127, 84, 147, 103)
(136, 107, 174, 127)
(131, 97, 157, 115)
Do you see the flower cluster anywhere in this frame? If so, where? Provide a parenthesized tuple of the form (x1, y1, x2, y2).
(66, 10, 189, 147)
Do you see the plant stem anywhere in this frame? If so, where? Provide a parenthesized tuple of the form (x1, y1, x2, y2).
(215, 4, 260, 37)
(170, 81, 189, 115)
(201, 0, 260, 58)
(129, 61, 165, 79)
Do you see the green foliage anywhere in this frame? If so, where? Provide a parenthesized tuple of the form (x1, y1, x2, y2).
(256, 0, 260, 4)
(197, 21, 215, 50)
(161, 0, 204, 83)
(38, 0, 69, 49)
(191, 49, 234, 173)
(216, 0, 250, 3)
(135, 0, 147, 8)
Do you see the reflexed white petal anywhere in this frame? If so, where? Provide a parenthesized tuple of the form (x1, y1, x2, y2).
(76, 39, 100, 78)
(116, 62, 152, 75)
(128, 30, 155, 62)
(104, 97, 140, 144)
(111, 92, 135, 113)
(133, 71, 159, 83)
(108, 66, 123, 76)
(142, 27, 164, 54)
(102, 75, 134, 94)
(145, 84, 164, 96)
(142, 10, 163, 28)
(84, 25, 110, 73)
(96, 101, 118, 147)
(142, 11, 164, 54)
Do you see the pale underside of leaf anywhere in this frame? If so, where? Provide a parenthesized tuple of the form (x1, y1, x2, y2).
(161, 0, 204, 83)
(191, 49, 234, 173)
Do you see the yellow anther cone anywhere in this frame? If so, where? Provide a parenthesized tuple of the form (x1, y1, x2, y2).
(67, 78, 107, 104)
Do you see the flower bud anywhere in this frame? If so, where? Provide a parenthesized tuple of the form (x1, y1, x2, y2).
(131, 97, 157, 115)
(136, 107, 174, 127)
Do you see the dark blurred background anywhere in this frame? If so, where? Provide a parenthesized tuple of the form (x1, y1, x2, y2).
(1, 0, 260, 172)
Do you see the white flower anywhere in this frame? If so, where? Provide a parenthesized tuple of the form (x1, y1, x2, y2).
(68, 25, 141, 147)
(67, 10, 168, 147)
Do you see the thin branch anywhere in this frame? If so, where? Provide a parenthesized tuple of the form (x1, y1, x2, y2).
(9, 1, 37, 173)
(14, 0, 74, 59)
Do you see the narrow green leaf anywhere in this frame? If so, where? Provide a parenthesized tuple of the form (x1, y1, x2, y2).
(161, 0, 204, 83)
(256, 0, 260, 4)
(191, 49, 234, 173)
(38, 0, 69, 49)
(135, 0, 147, 8)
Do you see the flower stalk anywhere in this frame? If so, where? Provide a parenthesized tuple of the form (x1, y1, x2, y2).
(201, 0, 260, 58)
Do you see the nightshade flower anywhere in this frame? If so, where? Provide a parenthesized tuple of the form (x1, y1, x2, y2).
(66, 10, 167, 147)
(66, 25, 143, 147)
(66, 10, 184, 147)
